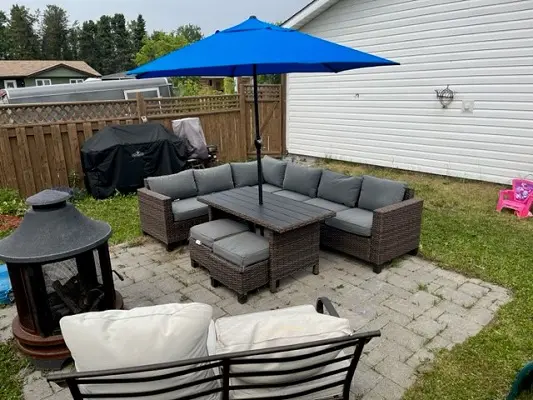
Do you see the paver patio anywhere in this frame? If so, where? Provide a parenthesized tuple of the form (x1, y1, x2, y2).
(0, 238, 511, 400)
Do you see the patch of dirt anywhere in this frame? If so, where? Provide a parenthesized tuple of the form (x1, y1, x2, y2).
(0, 215, 21, 232)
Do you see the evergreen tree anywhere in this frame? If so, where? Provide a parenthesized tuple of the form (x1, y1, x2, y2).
(111, 13, 132, 72)
(95, 15, 114, 74)
(0, 11, 10, 59)
(129, 14, 146, 54)
(78, 21, 98, 69)
(40, 5, 69, 59)
(65, 22, 81, 60)
(176, 24, 203, 44)
(8, 5, 40, 59)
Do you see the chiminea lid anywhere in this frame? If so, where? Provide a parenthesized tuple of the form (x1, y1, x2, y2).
(0, 190, 112, 263)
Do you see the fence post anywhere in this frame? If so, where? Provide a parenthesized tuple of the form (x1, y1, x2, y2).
(239, 83, 248, 160)
(136, 92, 147, 123)
(280, 76, 287, 156)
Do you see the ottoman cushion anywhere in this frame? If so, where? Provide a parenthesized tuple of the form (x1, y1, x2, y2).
(213, 232, 269, 268)
(190, 219, 249, 249)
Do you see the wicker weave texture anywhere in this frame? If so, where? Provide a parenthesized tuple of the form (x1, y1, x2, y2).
(189, 239, 269, 299)
(138, 188, 209, 246)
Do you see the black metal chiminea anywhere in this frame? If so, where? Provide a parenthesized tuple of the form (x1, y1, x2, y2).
(0, 190, 123, 369)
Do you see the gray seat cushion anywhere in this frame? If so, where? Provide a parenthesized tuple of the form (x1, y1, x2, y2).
(213, 232, 269, 268)
(325, 208, 374, 237)
(231, 161, 259, 188)
(283, 163, 322, 198)
(193, 164, 234, 195)
(253, 184, 282, 193)
(358, 175, 406, 211)
(171, 197, 209, 221)
(190, 219, 249, 249)
(304, 198, 349, 213)
(273, 190, 311, 202)
(146, 169, 197, 200)
(262, 156, 287, 187)
(318, 170, 363, 207)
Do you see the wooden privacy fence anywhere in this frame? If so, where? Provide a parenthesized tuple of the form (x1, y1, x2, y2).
(0, 84, 284, 197)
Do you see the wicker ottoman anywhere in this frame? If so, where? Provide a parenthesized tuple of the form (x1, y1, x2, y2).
(189, 219, 249, 269)
(210, 232, 270, 304)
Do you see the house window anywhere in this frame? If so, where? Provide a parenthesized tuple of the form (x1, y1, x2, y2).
(123, 87, 161, 100)
(208, 79, 213, 86)
(35, 79, 52, 86)
(69, 79, 84, 84)
(4, 80, 17, 89)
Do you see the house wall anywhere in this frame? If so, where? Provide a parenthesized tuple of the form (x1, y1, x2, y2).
(285, 0, 533, 184)
(24, 67, 90, 87)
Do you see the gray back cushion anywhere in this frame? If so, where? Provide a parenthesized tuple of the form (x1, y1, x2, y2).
(194, 164, 234, 195)
(317, 170, 363, 207)
(231, 161, 259, 188)
(358, 175, 407, 211)
(262, 156, 287, 187)
(146, 169, 197, 200)
(282, 163, 323, 198)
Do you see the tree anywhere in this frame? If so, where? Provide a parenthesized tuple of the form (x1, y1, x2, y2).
(78, 21, 98, 70)
(40, 5, 69, 59)
(175, 24, 202, 44)
(8, 5, 40, 59)
(111, 13, 133, 71)
(65, 22, 81, 60)
(129, 14, 146, 54)
(0, 11, 10, 59)
(135, 31, 188, 65)
(95, 15, 114, 74)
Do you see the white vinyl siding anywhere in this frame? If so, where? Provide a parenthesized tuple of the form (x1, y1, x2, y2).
(286, 0, 533, 184)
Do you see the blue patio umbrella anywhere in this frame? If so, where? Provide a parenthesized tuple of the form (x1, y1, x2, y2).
(129, 16, 398, 204)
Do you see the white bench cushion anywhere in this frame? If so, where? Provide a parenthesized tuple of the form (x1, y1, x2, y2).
(215, 305, 352, 385)
(60, 303, 218, 400)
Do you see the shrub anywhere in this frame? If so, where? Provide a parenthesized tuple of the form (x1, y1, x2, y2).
(0, 189, 26, 217)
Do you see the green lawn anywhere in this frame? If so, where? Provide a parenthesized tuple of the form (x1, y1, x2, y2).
(317, 159, 533, 400)
(1, 162, 533, 399)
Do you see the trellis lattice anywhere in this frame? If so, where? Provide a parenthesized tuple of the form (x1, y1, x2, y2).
(145, 95, 240, 116)
(0, 100, 138, 125)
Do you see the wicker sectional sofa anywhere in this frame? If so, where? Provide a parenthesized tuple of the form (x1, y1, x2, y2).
(138, 156, 423, 272)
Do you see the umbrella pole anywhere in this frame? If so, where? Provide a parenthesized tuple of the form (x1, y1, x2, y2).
(253, 65, 263, 205)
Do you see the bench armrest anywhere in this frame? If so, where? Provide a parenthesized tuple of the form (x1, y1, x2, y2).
(316, 297, 340, 317)
(138, 187, 172, 203)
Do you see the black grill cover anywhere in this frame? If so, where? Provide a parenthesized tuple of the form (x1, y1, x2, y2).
(81, 123, 187, 199)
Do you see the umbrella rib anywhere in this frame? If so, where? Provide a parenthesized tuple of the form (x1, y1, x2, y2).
(322, 63, 338, 73)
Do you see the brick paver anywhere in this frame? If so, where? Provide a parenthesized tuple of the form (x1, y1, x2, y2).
(0, 238, 511, 400)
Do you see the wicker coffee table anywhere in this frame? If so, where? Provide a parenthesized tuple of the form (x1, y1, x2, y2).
(197, 186, 335, 291)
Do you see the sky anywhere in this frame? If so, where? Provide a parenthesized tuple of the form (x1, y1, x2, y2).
(2, 0, 311, 34)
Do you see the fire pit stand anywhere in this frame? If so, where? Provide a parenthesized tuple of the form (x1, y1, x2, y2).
(0, 190, 123, 369)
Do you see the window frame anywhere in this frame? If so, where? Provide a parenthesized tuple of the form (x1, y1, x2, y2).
(4, 80, 17, 89)
(123, 87, 161, 100)
(35, 79, 52, 86)
(69, 79, 85, 84)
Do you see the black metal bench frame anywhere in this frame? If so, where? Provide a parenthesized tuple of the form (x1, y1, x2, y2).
(47, 298, 380, 400)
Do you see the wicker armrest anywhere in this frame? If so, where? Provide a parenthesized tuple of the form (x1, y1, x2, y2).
(316, 297, 340, 317)
(137, 187, 173, 222)
(138, 187, 172, 203)
(372, 198, 423, 233)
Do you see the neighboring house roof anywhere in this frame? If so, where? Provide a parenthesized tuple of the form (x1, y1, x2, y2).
(0, 60, 101, 78)
(283, 0, 340, 29)
(101, 71, 136, 80)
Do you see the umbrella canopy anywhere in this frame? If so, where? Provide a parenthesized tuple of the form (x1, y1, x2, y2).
(130, 16, 397, 78)
(129, 16, 398, 204)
